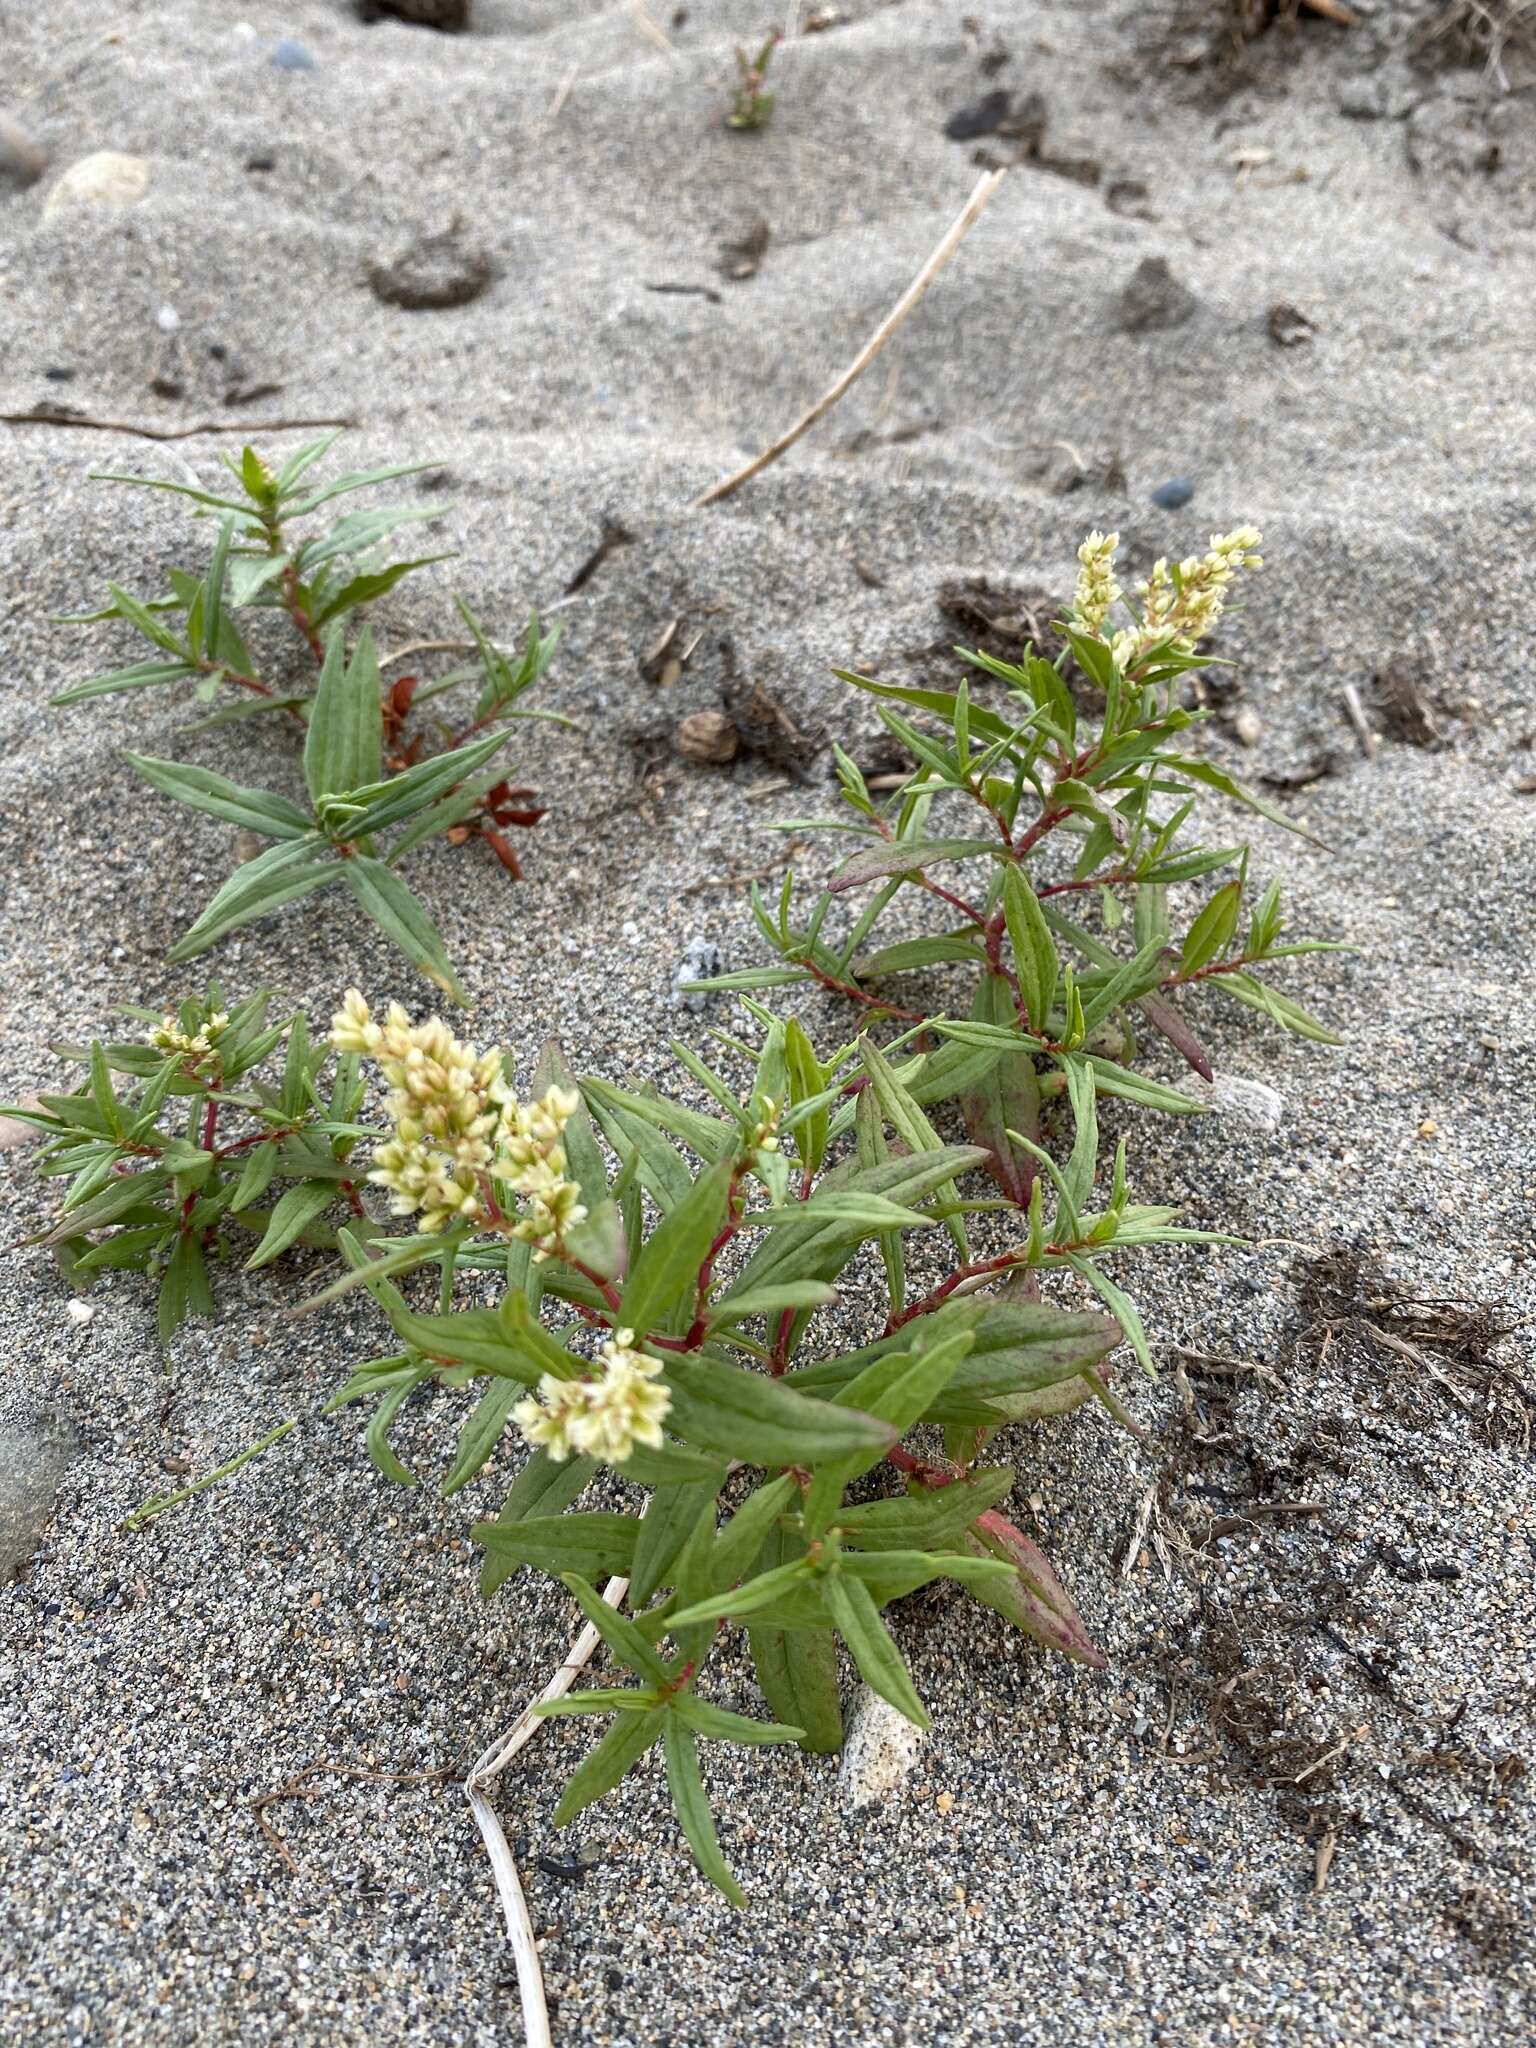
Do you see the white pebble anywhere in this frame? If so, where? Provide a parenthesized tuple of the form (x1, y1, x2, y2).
(156, 303, 180, 333)
(42, 151, 150, 222)
(65, 1299, 95, 1326)
(1193, 1073, 1285, 1134)
(839, 1685, 926, 1809)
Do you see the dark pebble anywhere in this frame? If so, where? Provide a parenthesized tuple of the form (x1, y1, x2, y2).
(43, 366, 74, 382)
(944, 90, 1012, 142)
(1151, 477, 1195, 510)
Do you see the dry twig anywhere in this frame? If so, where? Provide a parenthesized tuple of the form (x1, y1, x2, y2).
(693, 169, 1007, 507)
(1, 409, 355, 442)
(465, 1573, 629, 2048)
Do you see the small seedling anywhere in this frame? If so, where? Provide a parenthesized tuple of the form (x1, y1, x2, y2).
(53, 436, 566, 994)
(5, 989, 371, 1346)
(727, 31, 780, 131)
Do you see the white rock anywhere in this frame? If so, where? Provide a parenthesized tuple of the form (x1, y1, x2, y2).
(839, 1685, 926, 1809)
(64, 1299, 95, 1326)
(155, 303, 179, 333)
(42, 151, 149, 222)
(1193, 1072, 1285, 1134)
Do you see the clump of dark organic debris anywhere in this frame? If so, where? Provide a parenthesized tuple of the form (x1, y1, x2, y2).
(1293, 1242, 1529, 1449)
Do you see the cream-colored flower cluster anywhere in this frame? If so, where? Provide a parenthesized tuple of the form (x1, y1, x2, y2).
(328, 991, 587, 1251)
(149, 1008, 229, 1068)
(513, 1328, 673, 1466)
(1070, 530, 1123, 634)
(1111, 527, 1263, 669)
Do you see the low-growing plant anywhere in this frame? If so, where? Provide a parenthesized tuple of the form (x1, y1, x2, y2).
(5, 989, 371, 1346)
(300, 983, 1231, 1903)
(686, 525, 1345, 1358)
(726, 30, 780, 130)
(54, 434, 564, 993)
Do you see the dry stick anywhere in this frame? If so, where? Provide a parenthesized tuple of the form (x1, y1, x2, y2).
(1340, 682, 1379, 760)
(692, 168, 1007, 508)
(0, 410, 356, 442)
(464, 1572, 629, 2048)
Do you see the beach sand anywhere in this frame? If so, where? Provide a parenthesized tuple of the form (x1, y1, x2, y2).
(1, 4, 1534, 2043)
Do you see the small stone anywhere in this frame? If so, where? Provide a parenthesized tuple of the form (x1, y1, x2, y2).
(943, 90, 1011, 142)
(358, 0, 470, 25)
(674, 709, 739, 766)
(0, 111, 48, 186)
(674, 937, 724, 1012)
(155, 303, 180, 333)
(270, 37, 316, 71)
(65, 1299, 95, 1326)
(841, 1687, 926, 1809)
(41, 151, 150, 222)
(1232, 707, 1262, 747)
(0, 1411, 79, 1583)
(1192, 1073, 1284, 1134)
(1113, 256, 1197, 335)
(1150, 477, 1195, 510)
(370, 227, 494, 311)
(232, 828, 266, 864)
(1268, 301, 1316, 349)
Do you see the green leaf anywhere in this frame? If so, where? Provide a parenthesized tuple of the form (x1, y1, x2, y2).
(243, 1180, 336, 1269)
(552, 1702, 665, 1826)
(560, 1573, 671, 1684)
(670, 1694, 804, 1747)
(169, 837, 339, 963)
(705, 1280, 838, 1329)
(342, 856, 466, 1003)
(661, 1351, 894, 1468)
(103, 581, 190, 658)
(347, 729, 513, 837)
(857, 1037, 969, 1260)
(829, 837, 1003, 893)
(838, 1467, 1015, 1551)
(312, 554, 455, 629)
(1061, 1253, 1149, 1372)
(122, 754, 312, 839)
(442, 1378, 523, 1497)
(628, 1476, 723, 1607)
(478, 1450, 598, 1594)
(748, 1621, 842, 1754)
(1002, 865, 1059, 1031)
(1181, 881, 1243, 975)
(619, 1156, 732, 1340)
(663, 1716, 746, 1907)
(824, 1572, 929, 1729)
(157, 1231, 214, 1346)
(304, 627, 383, 804)
(958, 970, 1041, 1207)
(1209, 971, 1341, 1045)
(285, 463, 440, 520)
(52, 658, 199, 706)
(471, 1511, 640, 1579)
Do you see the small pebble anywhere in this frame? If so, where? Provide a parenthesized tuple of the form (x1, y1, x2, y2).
(155, 304, 179, 334)
(64, 1300, 95, 1327)
(841, 1687, 926, 1809)
(674, 709, 739, 765)
(1232, 707, 1262, 747)
(270, 38, 316, 71)
(0, 111, 48, 186)
(41, 151, 150, 222)
(674, 936, 724, 1012)
(1150, 477, 1195, 510)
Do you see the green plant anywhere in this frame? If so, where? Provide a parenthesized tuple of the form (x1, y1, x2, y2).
(5, 989, 371, 1347)
(685, 525, 1346, 1356)
(57, 433, 448, 720)
(307, 986, 1207, 1904)
(726, 30, 780, 130)
(54, 435, 564, 992)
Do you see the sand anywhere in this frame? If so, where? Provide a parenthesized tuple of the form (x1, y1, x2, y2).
(1, 3, 1534, 2044)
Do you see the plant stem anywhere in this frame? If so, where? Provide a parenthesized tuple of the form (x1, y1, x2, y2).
(122, 1417, 299, 1532)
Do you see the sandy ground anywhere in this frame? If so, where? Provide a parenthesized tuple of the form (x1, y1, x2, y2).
(2, 3, 1534, 2044)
